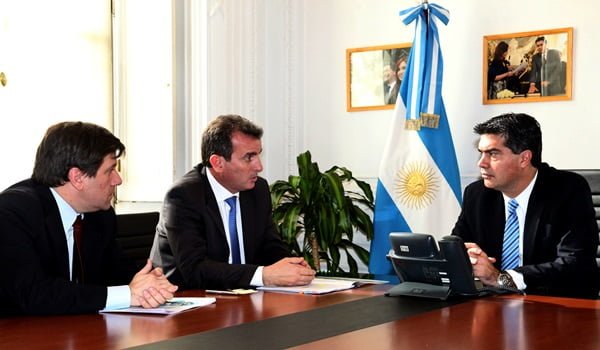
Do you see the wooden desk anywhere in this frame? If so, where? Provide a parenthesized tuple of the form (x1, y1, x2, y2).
(290, 295, 600, 350)
(0, 284, 391, 349)
(1, 286, 599, 349)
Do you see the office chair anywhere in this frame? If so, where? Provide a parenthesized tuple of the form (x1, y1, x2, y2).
(569, 170, 600, 268)
(115, 211, 160, 269)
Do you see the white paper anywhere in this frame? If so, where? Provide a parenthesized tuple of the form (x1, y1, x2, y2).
(100, 297, 216, 315)
(512, 61, 528, 74)
(257, 277, 379, 295)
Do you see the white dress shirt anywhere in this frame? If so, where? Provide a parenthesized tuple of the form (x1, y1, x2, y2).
(206, 169, 265, 286)
(50, 188, 130, 310)
(501, 170, 538, 290)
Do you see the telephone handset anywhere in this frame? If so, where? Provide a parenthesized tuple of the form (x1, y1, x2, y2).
(438, 235, 482, 295)
(438, 235, 523, 296)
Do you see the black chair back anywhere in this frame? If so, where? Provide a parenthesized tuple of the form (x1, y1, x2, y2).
(569, 170, 600, 268)
(116, 212, 159, 269)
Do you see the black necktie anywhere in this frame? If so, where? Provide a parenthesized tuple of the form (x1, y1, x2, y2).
(72, 215, 84, 283)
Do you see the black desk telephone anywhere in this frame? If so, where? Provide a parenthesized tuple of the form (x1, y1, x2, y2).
(385, 233, 521, 300)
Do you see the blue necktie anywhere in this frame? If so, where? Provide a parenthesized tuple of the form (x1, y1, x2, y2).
(501, 199, 520, 271)
(225, 196, 241, 264)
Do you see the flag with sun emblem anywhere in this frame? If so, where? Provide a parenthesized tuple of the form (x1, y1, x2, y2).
(369, 2, 462, 275)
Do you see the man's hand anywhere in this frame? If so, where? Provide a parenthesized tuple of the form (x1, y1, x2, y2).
(464, 242, 500, 287)
(528, 83, 538, 94)
(262, 257, 316, 287)
(129, 259, 178, 308)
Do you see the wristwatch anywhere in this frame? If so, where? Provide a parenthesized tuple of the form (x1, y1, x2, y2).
(497, 271, 518, 290)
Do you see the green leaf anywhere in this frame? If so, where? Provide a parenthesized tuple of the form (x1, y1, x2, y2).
(354, 178, 374, 202)
(349, 242, 371, 265)
(270, 150, 375, 273)
(344, 249, 359, 274)
(322, 171, 345, 208)
(329, 245, 341, 272)
(279, 204, 302, 242)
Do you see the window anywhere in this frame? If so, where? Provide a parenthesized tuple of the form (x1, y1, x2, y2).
(112, 0, 174, 203)
(1, 0, 207, 207)
(0, 0, 112, 190)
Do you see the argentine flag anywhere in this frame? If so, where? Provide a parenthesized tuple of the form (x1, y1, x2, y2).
(369, 3, 462, 275)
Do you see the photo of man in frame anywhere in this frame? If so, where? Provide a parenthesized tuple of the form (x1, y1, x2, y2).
(485, 30, 569, 102)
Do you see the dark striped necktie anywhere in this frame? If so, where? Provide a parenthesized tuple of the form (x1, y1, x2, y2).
(501, 199, 519, 271)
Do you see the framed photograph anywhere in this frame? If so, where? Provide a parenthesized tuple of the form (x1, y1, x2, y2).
(346, 43, 411, 112)
(483, 27, 572, 105)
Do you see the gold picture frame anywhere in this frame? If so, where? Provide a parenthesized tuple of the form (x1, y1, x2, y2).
(346, 43, 411, 112)
(483, 27, 573, 104)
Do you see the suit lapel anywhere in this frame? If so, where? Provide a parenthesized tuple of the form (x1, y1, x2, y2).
(489, 192, 506, 260)
(523, 172, 545, 264)
(37, 185, 71, 280)
(200, 167, 227, 238)
(239, 191, 256, 261)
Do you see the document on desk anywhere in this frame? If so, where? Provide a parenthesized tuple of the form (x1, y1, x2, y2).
(257, 277, 388, 295)
(99, 297, 216, 315)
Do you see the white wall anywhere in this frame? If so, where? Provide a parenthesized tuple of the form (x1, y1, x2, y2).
(0, 0, 113, 191)
(204, 0, 599, 272)
(297, 0, 600, 187)
(4, 1, 596, 194)
(3, 0, 594, 269)
(205, 0, 305, 183)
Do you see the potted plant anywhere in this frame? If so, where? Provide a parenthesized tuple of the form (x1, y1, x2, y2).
(270, 150, 374, 273)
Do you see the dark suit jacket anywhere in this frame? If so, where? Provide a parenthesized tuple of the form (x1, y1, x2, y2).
(385, 80, 400, 105)
(529, 49, 563, 96)
(150, 165, 290, 290)
(0, 179, 136, 316)
(452, 164, 600, 298)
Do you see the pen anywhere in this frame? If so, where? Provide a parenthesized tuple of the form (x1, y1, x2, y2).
(205, 289, 238, 295)
(205, 289, 258, 295)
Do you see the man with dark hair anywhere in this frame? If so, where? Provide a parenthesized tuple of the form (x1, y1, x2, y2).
(452, 113, 599, 298)
(151, 114, 315, 289)
(0, 122, 177, 316)
(527, 36, 564, 96)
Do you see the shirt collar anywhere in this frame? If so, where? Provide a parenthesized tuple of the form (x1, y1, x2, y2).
(503, 169, 538, 211)
(49, 187, 80, 234)
(206, 167, 238, 202)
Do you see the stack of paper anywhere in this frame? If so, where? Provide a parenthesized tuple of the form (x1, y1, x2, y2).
(257, 277, 387, 295)
(100, 297, 216, 315)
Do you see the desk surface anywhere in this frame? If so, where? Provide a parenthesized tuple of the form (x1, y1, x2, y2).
(1, 285, 599, 349)
(290, 295, 600, 350)
(0, 284, 391, 349)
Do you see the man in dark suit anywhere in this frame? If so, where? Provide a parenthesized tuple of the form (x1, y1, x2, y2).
(150, 114, 315, 290)
(0, 122, 177, 316)
(452, 113, 599, 299)
(527, 36, 564, 96)
(383, 64, 399, 105)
